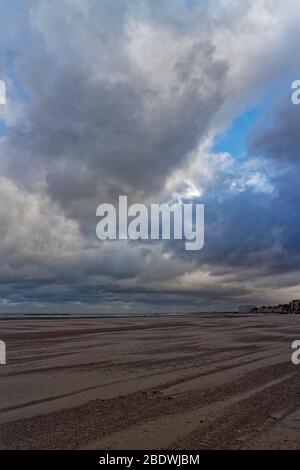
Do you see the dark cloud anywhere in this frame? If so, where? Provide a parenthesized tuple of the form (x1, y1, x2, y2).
(0, 0, 300, 312)
(250, 102, 300, 164)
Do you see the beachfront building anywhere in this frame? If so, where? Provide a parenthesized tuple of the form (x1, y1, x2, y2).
(290, 299, 300, 313)
(239, 301, 298, 314)
(273, 304, 290, 314)
(238, 305, 256, 313)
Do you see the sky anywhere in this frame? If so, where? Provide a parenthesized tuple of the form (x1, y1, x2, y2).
(0, 0, 300, 314)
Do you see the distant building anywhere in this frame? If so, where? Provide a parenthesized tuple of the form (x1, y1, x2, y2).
(238, 299, 300, 314)
(290, 299, 300, 313)
(273, 304, 290, 314)
(238, 305, 255, 313)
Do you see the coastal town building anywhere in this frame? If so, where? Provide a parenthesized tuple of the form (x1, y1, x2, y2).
(239, 300, 300, 314)
(290, 299, 300, 313)
(238, 305, 256, 313)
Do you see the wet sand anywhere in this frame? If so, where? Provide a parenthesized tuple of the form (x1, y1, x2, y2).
(0, 314, 299, 449)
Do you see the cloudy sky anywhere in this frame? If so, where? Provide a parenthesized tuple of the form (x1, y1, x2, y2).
(0, 0, 299, 314)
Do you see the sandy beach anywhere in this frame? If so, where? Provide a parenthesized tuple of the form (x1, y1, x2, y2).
(0, 314, 299, 450)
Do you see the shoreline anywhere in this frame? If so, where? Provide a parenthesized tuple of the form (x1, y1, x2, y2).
(1, 315, 299, 449)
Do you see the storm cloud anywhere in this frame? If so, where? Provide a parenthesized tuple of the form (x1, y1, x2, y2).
(0, 0, 300, 312)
